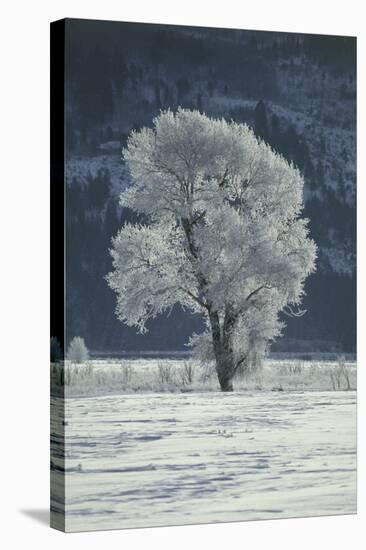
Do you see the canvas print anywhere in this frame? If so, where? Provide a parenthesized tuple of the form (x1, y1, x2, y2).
(50, 18, 356, 532)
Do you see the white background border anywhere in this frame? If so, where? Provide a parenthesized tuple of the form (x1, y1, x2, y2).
(1, 1, 364, 548)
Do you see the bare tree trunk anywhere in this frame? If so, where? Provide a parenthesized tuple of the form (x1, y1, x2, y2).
(181, 218, 237, 392)
(209, 310, 235, 392)
(216, 359, 234, 392)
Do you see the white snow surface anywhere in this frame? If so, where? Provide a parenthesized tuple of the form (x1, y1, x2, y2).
(51, 390, 356, 532)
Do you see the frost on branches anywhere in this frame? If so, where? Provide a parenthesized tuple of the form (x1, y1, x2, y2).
(107, 109, 317, 391)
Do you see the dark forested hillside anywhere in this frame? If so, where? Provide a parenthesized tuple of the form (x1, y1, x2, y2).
(63, 19, 356, 353)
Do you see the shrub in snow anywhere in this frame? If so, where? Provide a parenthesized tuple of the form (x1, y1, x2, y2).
(156, 362, 175, 385)
(330, 356, 351, 390)
(67, 337, 89, 364)
(178, 361, 196, 386)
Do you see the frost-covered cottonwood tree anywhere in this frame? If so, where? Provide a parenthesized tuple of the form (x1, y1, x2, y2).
(107, 109, 316, 391)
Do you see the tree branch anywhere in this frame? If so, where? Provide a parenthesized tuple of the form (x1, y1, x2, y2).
(218, 167, 229, 188)
(179, 286, 209, 310)
(245, 284, 272, 302)
(282, 304, 307, 318)
(234, 352, 249, 373)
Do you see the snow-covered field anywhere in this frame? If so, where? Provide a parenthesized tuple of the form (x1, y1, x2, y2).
(51, 388, 356, 532)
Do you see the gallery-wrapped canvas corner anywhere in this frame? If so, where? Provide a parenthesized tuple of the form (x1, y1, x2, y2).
(50, 18, 357, 532)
